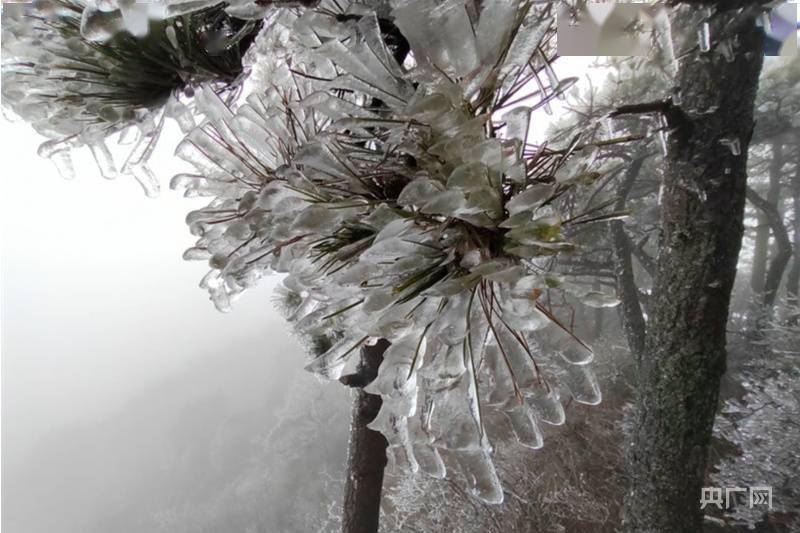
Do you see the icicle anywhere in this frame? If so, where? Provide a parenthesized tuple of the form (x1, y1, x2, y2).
(760, 11, 772, 31)
(183, 247, 211, 260)
(543, 59, 564, 100)
(655, 7, 678, 76)
(698, 22, 711, 53)
(80, 3, 122, 42)
(164, 97, 196, 133)
(127, 163, 160, 197)
(117, 126, 140, 146)
(165, 25, 180, 50)
(38, 140, 76, 180)
(50, 150, 76, 180)
(656, 129, 668, 156)
(653, 114, 669, 157)
(603, 116, 616, 138)
(89, 140, 117, 179)
(454, 449, 504, 504)
(557, 341, 595, 366)
(505, 404, 544, 449)
(561, 365, 602, 405)
(411, 444, 446, 478)
(526, 386, 565, 425)
(671, 87, 682, 107)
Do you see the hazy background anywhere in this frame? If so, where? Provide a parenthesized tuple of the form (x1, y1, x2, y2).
(0, 118, 354, 532)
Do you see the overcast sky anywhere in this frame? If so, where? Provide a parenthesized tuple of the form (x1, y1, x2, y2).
(0, 119, 295, 470)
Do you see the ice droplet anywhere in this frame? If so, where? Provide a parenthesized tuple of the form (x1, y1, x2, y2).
(561, 365, 602, 405)
(698, 22, 711, 52)
(183, 247, 211, 260)
(89, 141, 117, 179)
(50, 150, 76, 180)
(454, 449, 504, 504)
(127, 164, 160, 197)
(38, 140, 76, 180)
(505, 404, 544, 449)
(120, 2, 149, 38)
(165, 25, 180, 50)
(80, 4, 122, 42)
(760, 11, 772, 31)
(526, 386, 565, 425)
(671, 87, 682, 106)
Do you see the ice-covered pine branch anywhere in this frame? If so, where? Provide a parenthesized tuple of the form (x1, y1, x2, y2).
(171, 1, 628, 504)
(1, 0, 260, 194)
(3, 0, 636, 506)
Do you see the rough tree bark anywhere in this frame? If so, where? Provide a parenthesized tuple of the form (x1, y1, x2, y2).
(750, 142, 783, 297)
(609, 152, 648, 359)
(622, 6, 764, 532)
(340, 340, 389, 533)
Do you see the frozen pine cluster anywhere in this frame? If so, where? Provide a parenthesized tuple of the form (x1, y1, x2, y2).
(1, 0, 259, 194)
(4, 0, 624, 503)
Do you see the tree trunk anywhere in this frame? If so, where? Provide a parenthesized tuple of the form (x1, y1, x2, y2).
(746, 184, 792, 314)
(750, 193, 772, 296)
(623, 6, 764, 533)
(750, 141, 784, 306)
(609, 152, 648, 360)
(341, 340, 389, 533)
(787, 145, 800, 326)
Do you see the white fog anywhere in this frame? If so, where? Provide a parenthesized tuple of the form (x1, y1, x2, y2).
(0, 120, 353, 532)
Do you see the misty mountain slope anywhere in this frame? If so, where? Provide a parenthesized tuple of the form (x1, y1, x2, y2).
(2, 335, 350, 533)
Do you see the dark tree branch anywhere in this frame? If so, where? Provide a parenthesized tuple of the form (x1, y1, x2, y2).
(341, 340, 390, 533)
(609, 153, 648, 360)
(608, 99, 693, 139)
(746, 185, 793, 312)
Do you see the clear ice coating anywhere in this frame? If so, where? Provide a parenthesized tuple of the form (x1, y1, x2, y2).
(9, 0, 612, 504)
(170, 1, 612, 504)
(698, 21, 711, 52)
